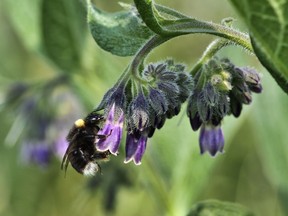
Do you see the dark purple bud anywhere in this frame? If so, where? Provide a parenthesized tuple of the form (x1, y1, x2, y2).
(148, 88, 168, 115)
(155, 114, 166, 129)
(189, 112, 202, 131)
(199, 124, 224, 156)
(211, 115, 222, 126)
(96, 104, 124, 155)
(249, 84, 262, 93)
(154, 63, 167, 75)
(218, 94, 230, 117)
(233, 84, 252, 104)
(241, 67, 261, 85)
(177, 72, 194, 103)
(147, 126, 156, 138)
(128, 92, 150, 131)
(229, 94, 243, 117)
(157, 81, 180, 99)
(187, 93, 202, 131)
(124, 131, 148, 165)
(197, 97, 212, 122)
(240, 67, 263, 93)
(203, 83, 219, 106)
(96, 85, 126, 113)
(157, 71, 178, 81)
(165, 103, 181, 119)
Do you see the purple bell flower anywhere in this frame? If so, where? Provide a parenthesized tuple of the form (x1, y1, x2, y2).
(124, 131, 148, 165)
(21, 141, 52, 168)
(96, 103, 124, 155)
(199, 124, 224, 156)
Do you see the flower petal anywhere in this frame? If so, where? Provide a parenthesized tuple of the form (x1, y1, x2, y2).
(96, 107, 124, 155)
(124, 131, 148, 165)
(199, 124, 224, 156)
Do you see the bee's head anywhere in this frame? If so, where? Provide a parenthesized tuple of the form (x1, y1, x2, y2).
(85, 113, 104, 126)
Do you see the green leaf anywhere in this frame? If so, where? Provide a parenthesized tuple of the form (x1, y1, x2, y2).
(252, 75, 288, 214)
(134, 0, 253, 51)
(229, 0, 288, 94)
(134, 0, 167, 35)
(187, 200, 254, 216)
(87, 1, 154, 56)
(41, 0, 86, 72)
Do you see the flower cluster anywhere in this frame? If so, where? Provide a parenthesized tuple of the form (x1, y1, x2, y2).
(94, 60, 193, 164)
(187, 58, 262, 156)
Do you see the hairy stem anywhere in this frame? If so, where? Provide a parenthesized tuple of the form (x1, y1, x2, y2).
(130, 35, 170, 82)
(190, 39, 235, 75)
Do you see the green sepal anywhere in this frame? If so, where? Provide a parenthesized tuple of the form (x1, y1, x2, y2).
(229, 0, 288, 94)
(87, 1, 154, 56)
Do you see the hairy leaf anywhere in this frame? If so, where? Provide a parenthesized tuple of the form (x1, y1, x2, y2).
(187, 200, 254, 216)
(87, 2, 154, 56)
(134, 0, 253, 51)
(41, 0, 86, 72)
(230, 0, 288, 94)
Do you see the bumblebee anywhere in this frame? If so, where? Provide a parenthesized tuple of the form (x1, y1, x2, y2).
(61, 113, 110, 176)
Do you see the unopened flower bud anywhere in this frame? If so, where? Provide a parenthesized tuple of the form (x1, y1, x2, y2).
(128, 92, 150, 131)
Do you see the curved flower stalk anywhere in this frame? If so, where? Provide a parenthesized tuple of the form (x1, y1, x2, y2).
(92, 60, 193, 165)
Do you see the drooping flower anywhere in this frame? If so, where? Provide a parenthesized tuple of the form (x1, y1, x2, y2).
(187, 57, 262, 156)
(199, 124, 224, 156)
(96, 103, 124, 155)
(124, 130, 148, 165)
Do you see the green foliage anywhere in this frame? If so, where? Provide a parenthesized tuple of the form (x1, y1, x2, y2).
(2, 0, 42, 51)
(230, 0, 288, 94)
(87, 1, 154, 56)
(1, 0, 288, 216)
(41, 0, 87, 71)
(133, 0, 253, 52)
(187, 200, 254, 216)
(253, 76, 288, 214)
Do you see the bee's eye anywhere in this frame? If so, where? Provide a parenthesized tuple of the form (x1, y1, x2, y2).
(73, 150, 78, 155)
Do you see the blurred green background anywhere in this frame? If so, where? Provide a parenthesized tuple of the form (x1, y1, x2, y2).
(0, 0, 287, 216)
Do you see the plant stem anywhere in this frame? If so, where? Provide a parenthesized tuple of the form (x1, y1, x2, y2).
(130, 35, 170, 82)
(190, 39, 235, 75)
(162, 19, 252, 52)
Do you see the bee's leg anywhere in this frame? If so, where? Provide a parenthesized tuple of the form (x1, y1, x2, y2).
(60, 153, 69, 178)
(96, 129, 112, 140)
(61, 148, 70, 176)
(97, 163, 102, 175)
(93, 151, 110, 160)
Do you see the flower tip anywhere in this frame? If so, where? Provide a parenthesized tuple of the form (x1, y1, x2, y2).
(110, 150, 119, 156)
(134, 160, 142, 165)
(123, 158, 142, 165)
(124, 158, 132, 164)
